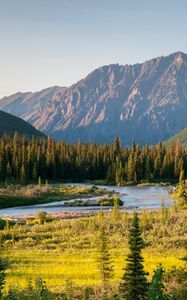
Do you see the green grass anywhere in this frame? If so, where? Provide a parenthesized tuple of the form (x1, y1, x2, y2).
(1, 207, 186, 293)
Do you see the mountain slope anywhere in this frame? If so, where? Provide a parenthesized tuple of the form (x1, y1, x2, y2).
(0, 110, 45, 138)
(164, 127, 187, 147)
(1, 51, 187, 145)
(0, 86, 66, 123)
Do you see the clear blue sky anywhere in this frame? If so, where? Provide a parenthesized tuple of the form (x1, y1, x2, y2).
(0, 0, 187, 98)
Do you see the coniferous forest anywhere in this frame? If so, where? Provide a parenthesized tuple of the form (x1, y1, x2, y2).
(0, 133, 186, 184)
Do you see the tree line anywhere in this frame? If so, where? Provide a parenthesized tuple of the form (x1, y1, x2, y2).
(0, 133, 186, 184)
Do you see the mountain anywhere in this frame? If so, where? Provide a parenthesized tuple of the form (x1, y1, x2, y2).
(0, 86, 66, 124)
(164, 127, 187, 147)
(0, 110, 45, 138)
(1, 51, 187, 145)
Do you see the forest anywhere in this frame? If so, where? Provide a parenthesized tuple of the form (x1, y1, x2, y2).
(0, 133, 186, 185)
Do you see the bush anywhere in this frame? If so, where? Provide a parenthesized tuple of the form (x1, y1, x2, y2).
(97, 196, 123, 206)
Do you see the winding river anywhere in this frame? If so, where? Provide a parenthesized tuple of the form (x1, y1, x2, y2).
(0, 183, 173, 217)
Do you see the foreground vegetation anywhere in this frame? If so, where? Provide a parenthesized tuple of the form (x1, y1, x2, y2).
(0, 133, 186, 185)
(0, 205, 186, 299)
(0, 184, 110, 209)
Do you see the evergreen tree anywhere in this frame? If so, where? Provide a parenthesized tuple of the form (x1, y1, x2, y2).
(98, 205, 104, 225)
(119, 212, 148, 300)
(148, 265, 170, 300)
(21, 164, 26, 183)
(38, 176, 42, 187)
(32, 162, 38, 182)
(112, 196, 120, 223)
(45, 179, 49, 189)
(161, 200, 168, 225)
(0, 259, 6, 298)
(114, 137, 122, 159)
(174, 179, 187, 206)
(179, 167, 185, 182)
(97, 222, 113, 299)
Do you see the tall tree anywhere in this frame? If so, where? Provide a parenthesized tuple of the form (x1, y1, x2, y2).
(0, 259, 6, 298)
(119, 212, 148, 300)
(97, 222, 113, 299)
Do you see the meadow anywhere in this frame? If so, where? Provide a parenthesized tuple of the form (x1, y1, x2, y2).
(0, 205, 186, 297)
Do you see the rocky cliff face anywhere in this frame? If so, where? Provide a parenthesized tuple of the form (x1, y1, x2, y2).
(1, 52, 187, 145)
(0, 86, 66, 124)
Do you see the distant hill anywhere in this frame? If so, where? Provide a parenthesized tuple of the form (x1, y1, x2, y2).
(1, 52, 187, 145)
(164, 128, 187, 147)
(0, 110, 45, 138)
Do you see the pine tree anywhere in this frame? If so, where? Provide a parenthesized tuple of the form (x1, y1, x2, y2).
(45, 179, 49, 189)
(119, 212, 148, 300)
(175, 179, 187, 206)
(114, 137, 122, 159)
(127, 154, 135, 182)
(115, 159, 123, 186)
(0, 259, 6, 298)
(179, 167, 185, 182)
(161, 200, 168, 225)
(97, 222, 113, 299)
(32, 163, 38, 181)
(148, 265, 170, 300)
(112, 196, 120, 223)
(21, 164, 26, 183)
(38, 176, 42, 187)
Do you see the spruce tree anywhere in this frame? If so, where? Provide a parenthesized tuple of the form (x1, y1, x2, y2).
(148, 265, 170, 300)
(45, 179, 49, 189)
(97, 222, 113, 299)
(38, 176, 42, 187)
(119, 212, 148, 300)
(0, 259, 6, 298)
(112, 196, 120, 223)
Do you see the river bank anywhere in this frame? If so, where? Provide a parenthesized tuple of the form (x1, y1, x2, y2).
(0, 184, 112, 209)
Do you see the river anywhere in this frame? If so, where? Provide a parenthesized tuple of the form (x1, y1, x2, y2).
(0, 183, 173, 217)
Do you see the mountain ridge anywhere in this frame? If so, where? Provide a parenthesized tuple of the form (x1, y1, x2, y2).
(1, 51, 187, 145)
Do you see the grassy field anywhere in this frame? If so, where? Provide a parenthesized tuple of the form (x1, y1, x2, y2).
(1, 206, 186, 294)
(0, 184, 109, 208)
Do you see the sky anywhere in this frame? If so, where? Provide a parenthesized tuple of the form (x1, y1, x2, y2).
(0, 0, 187, 98)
